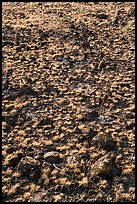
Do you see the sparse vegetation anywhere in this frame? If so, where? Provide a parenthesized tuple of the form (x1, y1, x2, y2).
(2, 2, 135, 202)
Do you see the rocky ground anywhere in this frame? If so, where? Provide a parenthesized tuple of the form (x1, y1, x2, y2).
(2, 2, 135, 202)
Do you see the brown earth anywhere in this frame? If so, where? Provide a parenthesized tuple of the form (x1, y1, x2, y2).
(2, 2, 135, 202)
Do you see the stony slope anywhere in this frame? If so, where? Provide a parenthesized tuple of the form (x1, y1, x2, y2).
(2, 2, 135, 202)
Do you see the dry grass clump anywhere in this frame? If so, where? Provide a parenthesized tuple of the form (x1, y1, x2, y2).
(7, 183, 20, 195)
(53, 193, 64, 202)
(58, 177, 71, 186)
(78, 176, 89, 187)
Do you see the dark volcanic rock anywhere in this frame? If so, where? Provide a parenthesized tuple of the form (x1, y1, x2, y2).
(81, 111, 100, 122)
(97, 13, 108, 19)
(18, 156, 41, 182)
(88, 153, 122, 179)
(38, 117, 53, 126)
(44, 151, 61, 163)
(92, 135, 117, 151)
(2, 2, 135, 202)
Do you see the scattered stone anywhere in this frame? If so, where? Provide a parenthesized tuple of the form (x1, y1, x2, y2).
(6, 68, 13, 77)
(40, 31, 49, 39)
(38, 117, 53, 126)
(17, 87, 39, 97)
(6, 146, 16, 154)
(44, 151, 61, 163)
(126, 120, 135, 130)
(18, 156, 41, 181)
(88, 153, 121, 179)
(92, 135, 117, 151)
(2, 121, 10, 133)
(4, 104, 14, 111)
(81, 111, 99, 122)
(2, 78, 9, 89)
(97, 13, 108, 19)
(6, 114, 18, 126)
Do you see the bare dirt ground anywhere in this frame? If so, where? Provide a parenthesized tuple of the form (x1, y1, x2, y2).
(2, 2, 135, 202)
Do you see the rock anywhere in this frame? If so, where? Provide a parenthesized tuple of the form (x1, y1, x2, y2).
(17, 87, 39, 97)
(37, 2, 43, 6)
(3, 78, 9, 89)
(5, 109, 18, 127)
(97, 14, 108, 19)
(2, 121, 10, 133)
(81, 111, 99, 122)
(6, 116, 17, 127)
(18, 156, 41, 181)
(92, 135, 117, 151)
(6, 146, 16, 154)
(20, 12, 26, 18)
(4, 104, 14, 111)
(6, 68, 13, 77)
(126, 120, 135, 130)
(40, 31, 49, 39)
(128, 7, 135, 17)
(88, 153, 121, 179)
(38, 117, 53, 126)
(44, 151, 61, 163)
